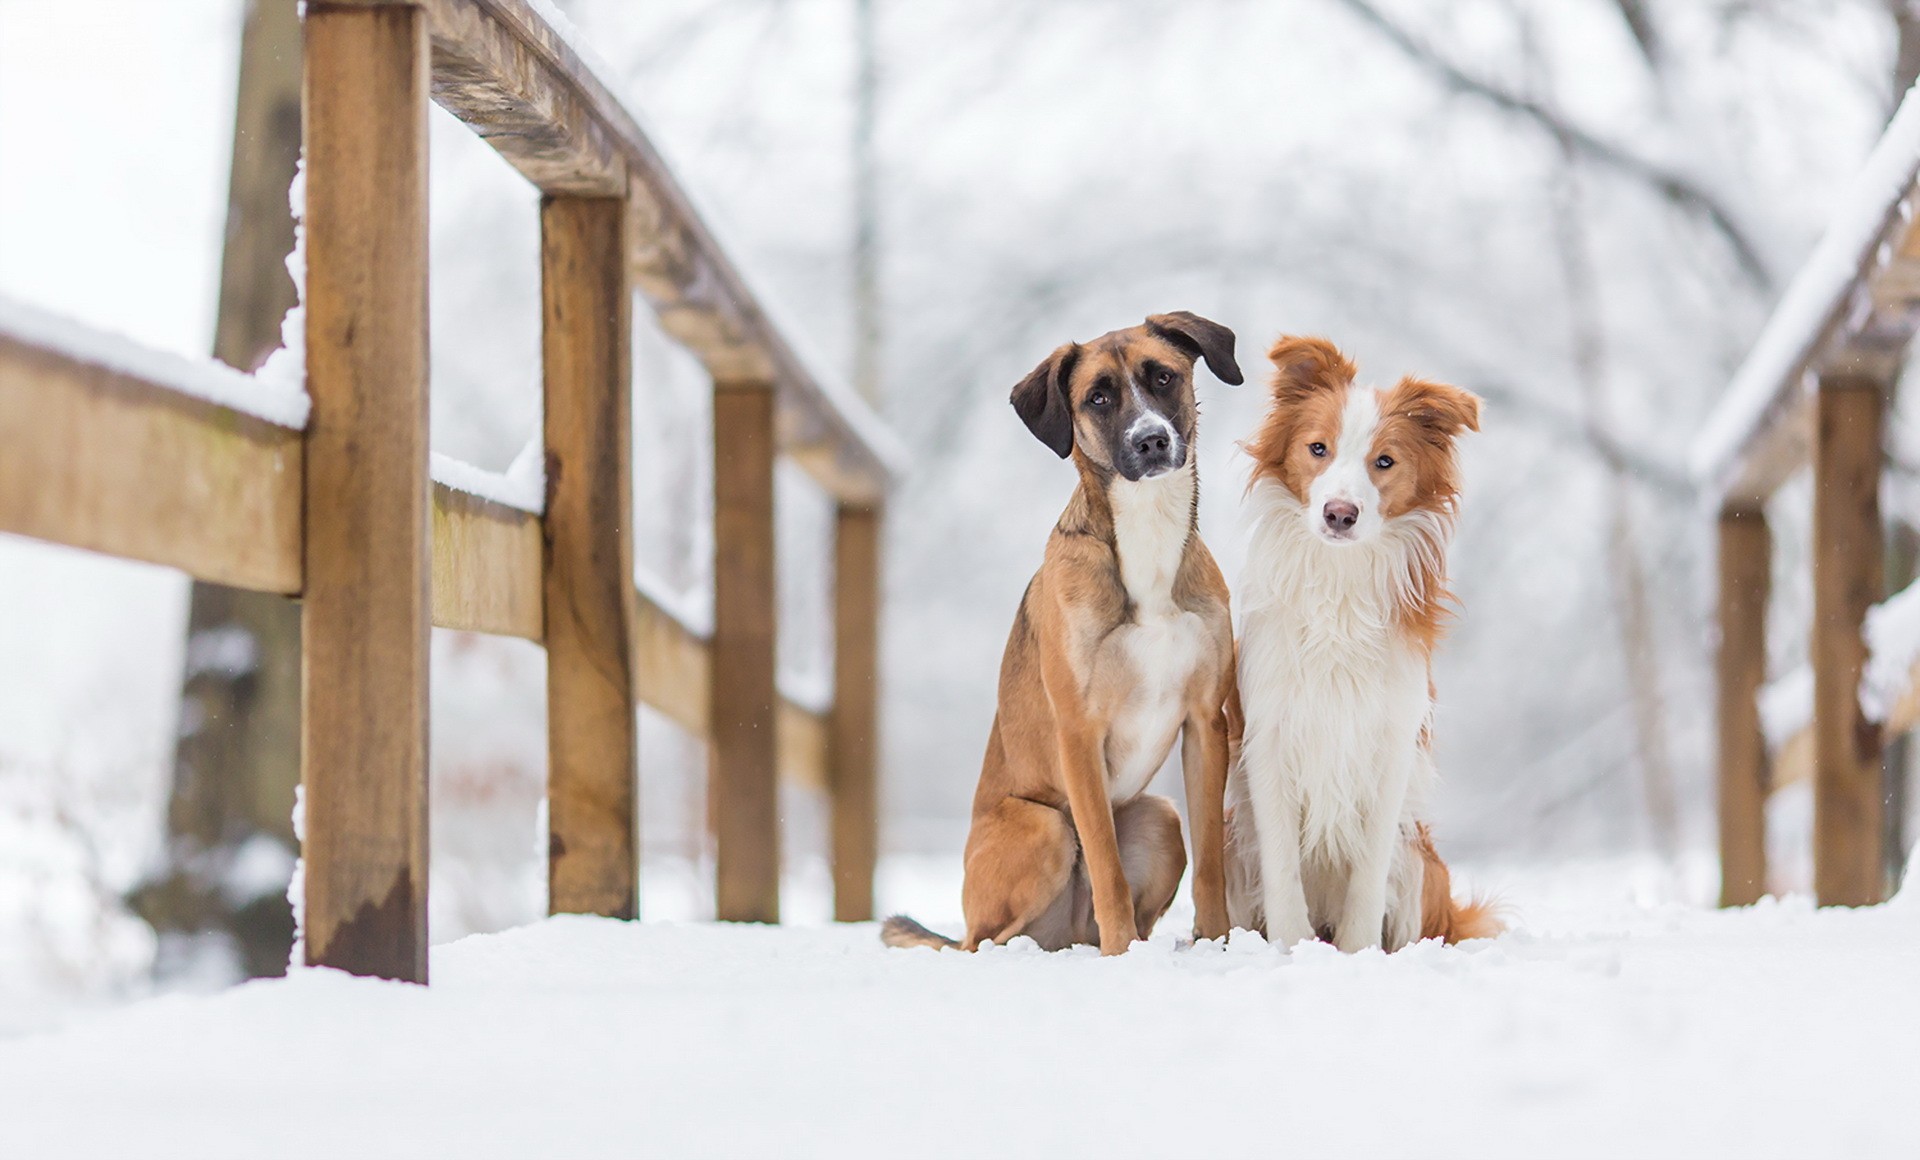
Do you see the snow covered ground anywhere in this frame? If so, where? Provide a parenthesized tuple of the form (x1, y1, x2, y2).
(1, 855, 1913, 1160)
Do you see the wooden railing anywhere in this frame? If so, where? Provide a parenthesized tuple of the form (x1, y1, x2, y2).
(0, 0, 902, 982)
(1692, 86, 1920, 909)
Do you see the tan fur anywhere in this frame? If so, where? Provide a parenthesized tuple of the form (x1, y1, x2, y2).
(1414, 823, 1504, 943)
(883, 315, 1241, 955)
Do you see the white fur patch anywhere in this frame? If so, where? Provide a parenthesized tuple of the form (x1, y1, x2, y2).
(1104, 463, 1204, 802)
(1304, 387, 1384, 543)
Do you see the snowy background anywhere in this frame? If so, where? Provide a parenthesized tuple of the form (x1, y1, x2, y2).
(3, 0, 1919, 1039)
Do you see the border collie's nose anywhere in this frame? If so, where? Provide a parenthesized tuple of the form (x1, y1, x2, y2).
(1323, 500, 1359, 531)
(1134, 431, 1171, 459)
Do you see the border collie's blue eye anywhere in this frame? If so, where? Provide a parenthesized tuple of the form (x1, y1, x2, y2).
(1374, 455, 1394, 470)
(1308, 442, 1327, 457)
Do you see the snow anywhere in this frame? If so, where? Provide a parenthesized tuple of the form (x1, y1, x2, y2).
(1689, 80, 1920, 489)
(430, 441, 546, 515)
(0, 291, 310, 429)
(0, 856, 1914, 1159)
(1863, 577, 1920, 721)
(1751, 576, 1920, 749)
(1757, 665, 1814, 752)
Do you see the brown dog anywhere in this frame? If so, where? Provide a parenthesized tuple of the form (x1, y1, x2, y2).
(883, 313, 1242, 955)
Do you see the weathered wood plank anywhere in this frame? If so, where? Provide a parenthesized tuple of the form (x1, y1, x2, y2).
(711, 382, 780, 923)
(300, 2, 433, 982)
(325, 0, 900, 504)
(1716, 507, 1769, 906)
(0, 334, 303, 592)
(432, 483, 542, 639)
(828, 504, 881, 921)
(542, 195, 640, 919)
(1811, 376, 1887, 907)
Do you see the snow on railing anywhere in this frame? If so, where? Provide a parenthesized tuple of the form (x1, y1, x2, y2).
(1757, 580, 1920, 757)
(0, 292, 310, 429)
(1690, 82, 1920, 492)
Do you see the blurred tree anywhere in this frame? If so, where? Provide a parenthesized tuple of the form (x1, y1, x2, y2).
(128, 0, 303, 980)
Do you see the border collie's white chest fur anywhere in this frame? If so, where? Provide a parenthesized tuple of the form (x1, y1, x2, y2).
(1233, 479, 1434, 860)
(1102, 465, 1205, 803)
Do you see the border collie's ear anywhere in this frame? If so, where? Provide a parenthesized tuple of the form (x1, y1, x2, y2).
(1010, 343, 1080, 459)
(1393, 376, 1482, 438)
(1267, 336, 1356, 400)
(1148, 312, 1243, 386)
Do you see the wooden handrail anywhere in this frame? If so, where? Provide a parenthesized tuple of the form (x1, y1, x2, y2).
(1690, 87, 1920, 506)
(330, 0, 904, 504)
(0, 325, 833, 790)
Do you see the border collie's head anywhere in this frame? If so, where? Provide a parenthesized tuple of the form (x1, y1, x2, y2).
(1244, 337, 1480, 546)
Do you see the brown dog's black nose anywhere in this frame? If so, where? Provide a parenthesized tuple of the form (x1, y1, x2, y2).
(1134, 432, 1171, 459)
(1323, 500, 1359, 531)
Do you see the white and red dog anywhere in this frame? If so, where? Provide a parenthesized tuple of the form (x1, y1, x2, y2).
(1225, 336, 1499, 952)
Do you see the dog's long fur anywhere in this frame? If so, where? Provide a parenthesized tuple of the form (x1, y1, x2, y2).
(883, 313, 1243, 955)
(1224, 336, 1499, 951)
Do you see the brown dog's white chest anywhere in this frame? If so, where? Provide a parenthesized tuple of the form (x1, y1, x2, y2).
(1089, 466, 1216, 802)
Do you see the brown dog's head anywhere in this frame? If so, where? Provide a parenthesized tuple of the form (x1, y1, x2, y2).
(1010, 312, 1242, 481)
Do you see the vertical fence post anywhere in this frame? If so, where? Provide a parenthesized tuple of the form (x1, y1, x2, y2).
(830, 503, 881, 921)
(1716, 505, 1769, 906)
(300, 2, 431, 982)
(542, 194, 640, 918)
(712, 382, 780, 922)
(1812, 375, 1886, 906)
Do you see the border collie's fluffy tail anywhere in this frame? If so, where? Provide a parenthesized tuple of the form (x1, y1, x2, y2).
(1415, 824, 1506, 943)
(880, 914, 961, 949)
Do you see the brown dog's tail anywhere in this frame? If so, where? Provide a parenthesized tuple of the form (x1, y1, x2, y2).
(1415, 824, 1506, 944)
(880, 914, 961, 950)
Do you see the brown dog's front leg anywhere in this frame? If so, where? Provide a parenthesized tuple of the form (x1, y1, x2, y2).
(1182, 708, 1230, 941)
(1056, 724, 1135, 955)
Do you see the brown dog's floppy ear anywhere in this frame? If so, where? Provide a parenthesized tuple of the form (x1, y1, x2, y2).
(1267, 336, 1357, 401)
(1392, 376, 1482, 438)
(1010, 342, 1080, 459)
(1147, 312, 1243, 386)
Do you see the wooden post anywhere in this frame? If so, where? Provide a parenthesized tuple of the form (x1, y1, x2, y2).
(1716, 506, 1769, 906)
(1811, 376, 1886, 907)
(711, 382, 780, 922)
(541, 195, 639, 918)
(300, 3, 431, 981)
(830, 503, 882, 921)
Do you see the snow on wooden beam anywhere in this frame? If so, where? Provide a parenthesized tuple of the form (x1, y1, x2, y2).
(1757, 575, 1920, 793)
(0, 328, 307, 594)
(1691, 84, 1920, 505)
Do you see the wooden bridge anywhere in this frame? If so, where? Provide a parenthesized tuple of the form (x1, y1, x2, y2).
(1695, 86, 1920, 908)
(0, 0, 903, 982)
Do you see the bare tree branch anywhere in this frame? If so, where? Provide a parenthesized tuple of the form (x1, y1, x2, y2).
(1612, 0, 1659, 66)
(1330, 0, 1773, 290)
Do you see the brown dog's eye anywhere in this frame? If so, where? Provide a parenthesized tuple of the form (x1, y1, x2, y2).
(1155, 371, 1172, 387)
(1308, 442, 1327, 458)
(1374, 455, 1394, 470)
(1089, 390, 1112, 408)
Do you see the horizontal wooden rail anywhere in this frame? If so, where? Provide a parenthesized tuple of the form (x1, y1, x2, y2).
(333, 0, 904, 504)
(0, 326, 831, 788)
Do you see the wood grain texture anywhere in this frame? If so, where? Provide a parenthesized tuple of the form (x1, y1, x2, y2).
(829, 504, 881, 921)
(1715, 507, 1769, 907)
(0, 334, 303, 592)
(542, 195, 640, 919)
(322, 0, 900, 504)
(432, 483, 542, 639)
(300, 3, 432, 982)
(711, 383, 780, 923)
(1811, 377, 1886, 907)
